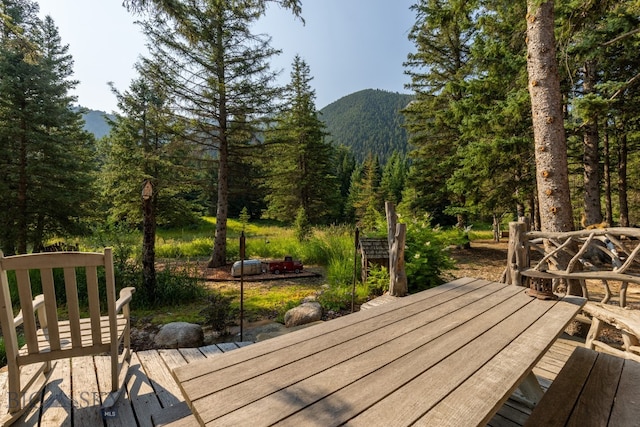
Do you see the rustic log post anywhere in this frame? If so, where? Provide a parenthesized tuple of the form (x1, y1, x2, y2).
(390, 223, 408, 296)
(385, 202, 407, 296)
(507, 222, 529, 286)
(385, 202, 397, 250)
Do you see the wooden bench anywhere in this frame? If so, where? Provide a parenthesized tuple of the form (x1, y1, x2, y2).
(503, 222, 640, 360)
(583, 302, 640, 362)
(503, 222, 640, 307)
(525, 346, 640, 426)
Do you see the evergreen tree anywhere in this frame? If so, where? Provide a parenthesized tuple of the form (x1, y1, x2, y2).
(263, 55, 338, 223)
(447, 1, 534, 223)
(558, 0, 640, 226)
(379, 151, 408, 205)
(101, 76, 202, 228)
(100, 73, 202, 302)
(138, 1, 283, 267)
(0, 3, 95, 254)
(334, 144, 356, 221)
(350, 154, 383, 233)
(123, 0, 302, 20)
(403, 0, 478, 226)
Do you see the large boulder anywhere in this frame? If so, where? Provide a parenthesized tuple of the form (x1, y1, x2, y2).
(284, 302, 322, 328)
(154, 322, 204, 348)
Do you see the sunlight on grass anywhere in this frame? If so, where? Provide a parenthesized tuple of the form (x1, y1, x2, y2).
(217, 283, 321, 322)
(133, 302, 207, 325)
(67, 216, 467, 330)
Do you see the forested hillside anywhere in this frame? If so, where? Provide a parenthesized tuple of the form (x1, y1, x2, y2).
(320, 89, 413, 163)
(81, 109, 114, 139)
(80, 89, 413, 164)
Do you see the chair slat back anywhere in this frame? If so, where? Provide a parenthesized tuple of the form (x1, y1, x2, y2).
(0, 255, 20, 366)
(63, 266, 82, 348)
(15, 269, 39, 354)
(103, 249, 117, 346)
(0, 250, 114, 356)
(86, 265, 103, 346)
(40, 267, 61, 351)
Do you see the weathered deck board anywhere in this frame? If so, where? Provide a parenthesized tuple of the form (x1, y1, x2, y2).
(38, 358, 72, 426)
(489, 335, 581, 426)
(0, 334, 581, 427)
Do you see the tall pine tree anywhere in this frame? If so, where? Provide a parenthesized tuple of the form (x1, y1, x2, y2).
(403, 0, 478, 226)
(0, 3, 95, 254)
(263, 55, 338, 224)
(138, 1, 283, 267)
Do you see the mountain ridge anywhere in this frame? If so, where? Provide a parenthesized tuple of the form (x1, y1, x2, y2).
(79, 88, 414, 162)
(319, 89, 413, 163)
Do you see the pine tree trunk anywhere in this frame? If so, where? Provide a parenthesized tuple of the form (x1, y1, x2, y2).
(17, 128, 28, 254)
(526, 1, 578, 295)
(618, 132, 629, 227)
(582, 60, 602, 226)
(210, 136, 229, 268)
(208, 13, 230, 269)
(142, 190, 157, 302)
(603, 128, 613, 225)
(525, 0, 573, 233)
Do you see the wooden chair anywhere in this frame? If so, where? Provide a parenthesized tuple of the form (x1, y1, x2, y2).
(0, 248, 135, 425)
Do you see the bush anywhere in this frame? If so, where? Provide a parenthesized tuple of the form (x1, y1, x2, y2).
(317, 284, 353, 312)
(133, 262, 208, 308)
(200, 292, 238, 334)
(404, 215, 455, 292)
(153, 264, 208, 306)
(365, 264, 389, 297)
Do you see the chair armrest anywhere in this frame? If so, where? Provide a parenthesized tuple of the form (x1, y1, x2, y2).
(14, 294, 45, 328)
(115, 287, 136, 313)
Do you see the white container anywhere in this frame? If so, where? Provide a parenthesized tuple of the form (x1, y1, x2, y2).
(231, 259, 264, 277)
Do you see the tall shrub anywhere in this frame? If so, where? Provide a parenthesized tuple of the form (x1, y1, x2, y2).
(404, 215, 454, 292)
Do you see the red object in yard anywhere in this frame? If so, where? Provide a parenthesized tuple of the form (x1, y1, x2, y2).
(268, 256, 303, 274)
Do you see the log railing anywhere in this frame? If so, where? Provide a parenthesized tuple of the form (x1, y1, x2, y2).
(503, 221, 640, 307)
(502, 221, 640, 360)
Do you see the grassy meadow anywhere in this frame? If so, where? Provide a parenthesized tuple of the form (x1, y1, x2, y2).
(75, 218, 366, 326)
(0, 216, 500, 364)
(77, 216, 493, 326)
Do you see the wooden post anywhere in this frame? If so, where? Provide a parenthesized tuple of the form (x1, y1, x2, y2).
(390, 223, 408, 296)
(239, 232, 245, 341)
(385, 202, 397, 250)
(507, 222, 529, 286)
(386, 202, 408, 296)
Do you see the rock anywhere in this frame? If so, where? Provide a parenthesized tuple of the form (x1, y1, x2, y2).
(284, 302, 322, 328)
(154, 322, 204, 348)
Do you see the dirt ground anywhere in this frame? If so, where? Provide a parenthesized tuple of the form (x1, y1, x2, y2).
(447, 239, 640, 308)
(446, 240, 510, 282)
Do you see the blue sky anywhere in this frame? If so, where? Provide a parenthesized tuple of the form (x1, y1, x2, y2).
(37, 0, 416, 112)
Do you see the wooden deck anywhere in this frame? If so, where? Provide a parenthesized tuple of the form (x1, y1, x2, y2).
(0, 334, 582, 426)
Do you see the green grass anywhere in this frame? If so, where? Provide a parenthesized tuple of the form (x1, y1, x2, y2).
(133, 301, 208, 325)
(217, 282, 321, 322)
(60, 217, 466, 330)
